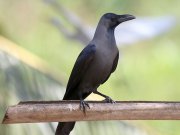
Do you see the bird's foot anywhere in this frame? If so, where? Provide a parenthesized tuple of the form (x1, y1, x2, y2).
(103, 96, 116, 104)
(80, 100, 90, 113)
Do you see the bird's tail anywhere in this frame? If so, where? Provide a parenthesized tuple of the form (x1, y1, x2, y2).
(55, 122, 75, 135)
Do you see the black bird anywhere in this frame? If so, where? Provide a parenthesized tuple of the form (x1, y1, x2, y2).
(55, 13, 135, 135)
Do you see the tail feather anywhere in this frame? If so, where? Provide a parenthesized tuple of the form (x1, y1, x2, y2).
(55, 122, 75, 135)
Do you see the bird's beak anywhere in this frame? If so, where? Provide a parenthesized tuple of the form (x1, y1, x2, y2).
(118, 14, 135, 23)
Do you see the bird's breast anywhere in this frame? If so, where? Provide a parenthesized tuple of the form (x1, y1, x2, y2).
(81, 47, 118, 88)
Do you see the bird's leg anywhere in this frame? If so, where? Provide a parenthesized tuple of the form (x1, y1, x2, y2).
(79, 94, 90, 113)
(93, 91, 116, 103)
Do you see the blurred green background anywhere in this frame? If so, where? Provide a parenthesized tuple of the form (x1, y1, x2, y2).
(0, 0, 180, 135)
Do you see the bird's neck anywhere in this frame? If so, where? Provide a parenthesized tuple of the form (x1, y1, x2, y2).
(93, 23, 115, 39)
(92, 24, 116, 47)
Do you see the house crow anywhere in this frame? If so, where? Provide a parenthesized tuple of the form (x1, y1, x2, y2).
(55, 13, 135, 135)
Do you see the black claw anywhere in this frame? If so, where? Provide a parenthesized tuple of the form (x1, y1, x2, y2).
(80, 100, 90, 113)
(103, 96, 116, 104)
(84, 101, 90, 109)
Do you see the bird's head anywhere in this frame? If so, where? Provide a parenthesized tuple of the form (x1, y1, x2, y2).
(101, 13, 135, 29)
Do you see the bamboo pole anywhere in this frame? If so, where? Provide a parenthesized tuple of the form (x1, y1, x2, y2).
(2, 101, 180, 124)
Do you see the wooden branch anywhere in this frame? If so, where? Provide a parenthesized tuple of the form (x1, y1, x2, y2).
(2, 101, 180, 124)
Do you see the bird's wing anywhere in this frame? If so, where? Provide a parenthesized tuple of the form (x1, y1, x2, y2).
(101, 52, 119, 84)
(63, 44, 96, 99)
(111, 52, 119, 73)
